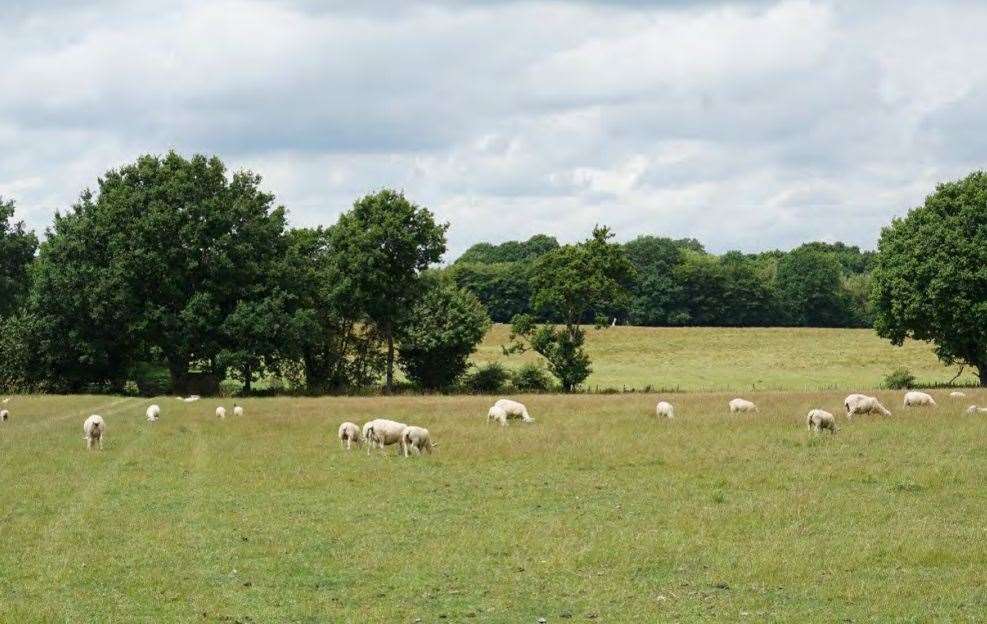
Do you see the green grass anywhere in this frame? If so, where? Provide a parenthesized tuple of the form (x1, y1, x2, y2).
(472, 325, 979, 391)
(1, 391, 985, 621)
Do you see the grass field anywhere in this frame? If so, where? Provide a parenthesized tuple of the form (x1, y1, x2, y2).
(2, 391, 985, 622)
(471, 325, 979, 391)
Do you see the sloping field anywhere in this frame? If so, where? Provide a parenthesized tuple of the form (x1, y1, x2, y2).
(472, 325, 978, 391)
(1, 391, 984, 622)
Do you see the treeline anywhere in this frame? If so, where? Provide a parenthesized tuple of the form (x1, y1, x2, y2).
(448, 235, 875, 327)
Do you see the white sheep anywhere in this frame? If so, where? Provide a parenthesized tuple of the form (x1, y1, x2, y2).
(215, 406, 226, 419)
(183, 395, 200, 403)
(338, 422, 361, 450)
(844, 394, 892, 418)
(729, 398, 758, 413)
(83, 414, 105, 451)
(949, 391, 966, 398)
(487, 405, 509, 426)
(806, 409, 837, 434)
(0, 409, 9, 422)
(146, 404, 160, 422)
(655, 401, 674, 418)
(494, 398, 534, 423)
(233, 403, 244, 418)
(966, 405, 987, 415)
(401, 425, 434, 456)
(903, 391, 936, 407)
(363, 419, 408, 454)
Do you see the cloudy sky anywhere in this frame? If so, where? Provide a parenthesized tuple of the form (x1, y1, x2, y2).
(2, 0, 985, 258)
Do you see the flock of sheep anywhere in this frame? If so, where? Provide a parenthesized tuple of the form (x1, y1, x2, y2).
(0, 390, 983, 454)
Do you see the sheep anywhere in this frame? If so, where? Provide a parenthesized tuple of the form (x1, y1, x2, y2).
(487, 405, 509, 426)
(146, 404, 160, 422)
(729, 398, 758, 413)
(0, 409, 8, 422)
(363, 418, 408, 454)
(949, 391, 966, 398)
(966, 405, 987, 415)
(215, 406, 226, 419)
(844, 394, 892, 418)
(183, 395, 200, 403)
(655, 401, 674, 419)
(807, 409, 837, 434)
(233, 403, 244, 418)
(493, 398, 534, 423)
(903, 391, 936, 407)
(338, 422, 361, 450)
(83, 415, 105, 451)
(401, 425, 434, 456)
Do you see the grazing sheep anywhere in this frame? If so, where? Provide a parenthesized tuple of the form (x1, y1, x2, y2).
(363, 419, 408, 454)
(338, 422, 361, 450)
(807, 409, 837, 434)
(966, 405, 987, 415)
(949, 391, 966, 398)
(83, 415, 105, 451)
(487, 405, 509, 426)
(401, 425, 434, 456)
(844, 394, 892, 418)
(146, 404, 160, 422)
(183, 395, 200, 403)
(233, 403, 244, 418)
(655, 401, 675, 419)
(903, 391, 936, 407)
(729, 398, 758, 413)
(215, 406, 226, 419)
(0, 409, 9, 422)
(494, 399, 534, 423)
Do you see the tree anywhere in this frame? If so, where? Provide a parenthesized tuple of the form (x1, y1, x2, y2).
(0, 197, 39, 319)
(329, 190, 447, 392)
(455, 234, 559, 264)
(397, 274, 491, 390)
(447, 261, 533, 323)
(507, 226, 634, 391)
(872, 171, 987, 385)
(776, 245, 849, 327)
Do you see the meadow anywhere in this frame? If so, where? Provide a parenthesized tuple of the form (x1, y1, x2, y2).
(1, 390, 985, 622)
(471, 325, 979, 391)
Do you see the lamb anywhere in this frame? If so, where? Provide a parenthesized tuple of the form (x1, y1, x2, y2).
(493, 399, 534, 423)
(401, 425, 434, 456)
(146, 404, 160, 422)
(807, 409, 837, 434)
(215, 406, 226, 419)
(729, 398, 758, 413)
(83, 414, 105, 451)
(233, 403, 244, 417)
(949, 391, 966, 398)
(903, 391, 936, 407)
(363, 418, 408, 454)
(0, 409, 8, 422)
(844, 394, 892, 418)
(338, 422, 361, 450)
(655, 401, 674, 419)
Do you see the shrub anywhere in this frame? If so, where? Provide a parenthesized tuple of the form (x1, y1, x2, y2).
(512, 363, 553, 392)
(131, 362, 172, 397)
(883, 367, 915, 390)
(464, 362, 510, 394)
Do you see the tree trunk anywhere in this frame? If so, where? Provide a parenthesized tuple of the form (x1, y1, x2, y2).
(243, 364, 252, 395)
(385, 324, 395, 394)
(978, 363, 987, 387)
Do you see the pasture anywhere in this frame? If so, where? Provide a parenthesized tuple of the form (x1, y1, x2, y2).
(472, 325, 980, 391)
(1, 391, 985, 622)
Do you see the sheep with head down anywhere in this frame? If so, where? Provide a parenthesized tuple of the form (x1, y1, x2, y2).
(338, 422, 361, 450)
(146, 404, 160, 422)
(729, 398, 758, 413)
(363, 418, 408, 454)
(0, 409, 9, 423)
(807, 409, 837, 434)
(903, 391, 936, 407)
(655, 401, 674, 419)
(401, 425, 434, 456)
(844, 394, 892, 419)
(491, 399, 534, 425)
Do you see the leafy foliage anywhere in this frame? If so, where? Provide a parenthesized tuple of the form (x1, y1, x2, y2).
(511, 363, 554, 392)
(464, 362, 510, 394)
(883, 367, 916, 390)
(0, 197, 38, 320)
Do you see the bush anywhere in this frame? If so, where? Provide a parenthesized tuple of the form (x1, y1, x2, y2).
(512, 363, 553, 392)
(883, 367, 916, 389)
(131, 362, 172, 397)
(464, 362, 510, 394)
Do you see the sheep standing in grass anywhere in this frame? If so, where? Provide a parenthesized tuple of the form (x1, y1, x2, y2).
(233, 403, 244, 417)
(904, 391, 936, 407)
(729, 398, 758, 413)
(949, 391, 966, 398)
(487, 405, 509, 426)
(807, 409, 837, 434)
(146, 404, 160, 422)
(363, 419, 408, 454)
(844, 394, 892, 418)
(83, 415, 105, 451)
(655, 401, 674, 419)
(966, 405, 987, 415)
(338, 422, 361, 450)
(401, 425, 434, 456)
(215, 406, 226, 419)
(0, 409, 9, 422)
(493, 399, 534, 423)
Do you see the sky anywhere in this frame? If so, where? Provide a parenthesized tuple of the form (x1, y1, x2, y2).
(2, 0, 986, 259)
